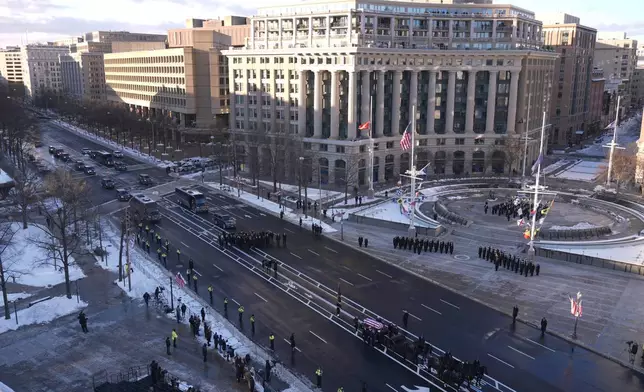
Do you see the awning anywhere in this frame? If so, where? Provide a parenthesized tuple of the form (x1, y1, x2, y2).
(575, 130, 584, 135)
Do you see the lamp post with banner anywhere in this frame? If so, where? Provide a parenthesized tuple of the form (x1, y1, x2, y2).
(569, 291, 583, 339)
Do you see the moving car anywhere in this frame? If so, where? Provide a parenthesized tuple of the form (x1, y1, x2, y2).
(101, 177, 115, 189)
(116, 188, 132, 201)
(82, 148, 92, 155)
(213, 213, 236, 230)
(113, 150, 124, 158)
(60, 153, 71, 162)
(89, 150, 98, 159)
(138, 174, 152, 185)
(54, 148, 65, 158)
(84, 166, 96, 175)
(75, 160, 86, 171)
(48, 146, 57, 154)
(114, 162, 127, 171)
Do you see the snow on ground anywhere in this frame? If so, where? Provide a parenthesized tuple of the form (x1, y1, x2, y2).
(0, 295, 87, 334)
(542, 159, 575, 175)
(549, 222, 599, 230)
(540, 241, 644, 265)
(0, 170, 13, 185)
(0, 381, 16, 392)
(577, 116, 641, 157)
(257, 180, 343, 202)
(445, 193, 484, 201)
(1, 223, 85, 287)
(5, 292, 32, 302)
(102, 221, 314, 392)
(354, 199, 433, 228)
(206, 182, 337, 233)
(553, 160, 605, 182)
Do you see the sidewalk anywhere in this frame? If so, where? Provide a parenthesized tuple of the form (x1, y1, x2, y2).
(0, 252, 256, 392)
(327, 219, 644, 373)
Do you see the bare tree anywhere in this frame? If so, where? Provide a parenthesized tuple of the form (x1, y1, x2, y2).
(30, 169, 92, 299)
(267, 132, 289, 193)
(342, 154, 362, 204)
(0, 221, 21, 319)
(12, 141, 41, 229)
(489, 136, 523, 178)
(598, 149, 638, 193)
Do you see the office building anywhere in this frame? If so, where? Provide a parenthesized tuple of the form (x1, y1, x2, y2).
(593, 32, 638, 111)
(60, 52, 106, 101)
(637, 43, 644, 67)
(20, 44, 70, 98)
(104, 17, 250, 129)
(84, 31, 167, 45)
(54, 37, 84, 46)
(541, 15, 596, 146)
(588, 67, 605, 129)
(224, 0, 557, 185)
(632, 67, 644, 107)
(0, 48, 24, 85)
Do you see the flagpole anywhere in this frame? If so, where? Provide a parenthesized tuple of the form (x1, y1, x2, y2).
(368, 95, 375, 198)
(528, 111, 547, 262)
(606, 95, 621, 186)
(521, 93, 531, 180)
(408, 105, 416, 237)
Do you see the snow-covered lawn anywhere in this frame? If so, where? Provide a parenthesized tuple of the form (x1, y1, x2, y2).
(2, 223, 85, 288)
(257, 180, 343, 201)
(102, 221, 314, 392)
(553, 160, 605, 182)
(542, 159, 574, 175)
(354, 199, 433, 228)
(540, 242, 644, 265)
(206, 182, 337, 233)
(5, 292, 32, 302)
(0, 381, 16, 392)
(549, 222, 599, 230)
(0, 295, 87, 334)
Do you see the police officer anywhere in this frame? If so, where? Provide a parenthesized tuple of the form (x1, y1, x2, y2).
(161, 251, 167, 267)
(157, 247, 162, 261)
(171, 328, 178, 348)
(193, 274, 198, 293)
(176, 248, 181, 262)
(337, 388, 344, 392)
(224, 297, 228, 316)
(250, 314, 256, 336)
(269, 333, 275, 350)
(208, 285, 213, 304)
(540, 317, 548, 337)
(146, 240, 150, 254)
(202, 343, 208, 362)
(315, 367, 322, 387)
(238, 305, 244, 325)
(165, 336, 171, 355)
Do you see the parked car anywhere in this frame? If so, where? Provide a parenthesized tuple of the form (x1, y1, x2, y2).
(114, 162, 127, 171)
(48, 146, 57, 154)
(113, 150, 124, 158)
(75, 160, 86, 171)
(84, 166, 96, 175)
(89, 151, 98, 159)
(54, 148, 65, 158)
(82, 148, 92, 155)
(139, 174, 152, 185)
(60, 153, 71, 162)
(101, 177, 115, 189)
(116, 188, 132, 201)
(34, 141, 43, 148)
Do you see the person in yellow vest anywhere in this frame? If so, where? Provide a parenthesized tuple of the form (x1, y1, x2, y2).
(171, 328, 178, 348)
(145, 225, 149, 235)
(208, 285, 213, 304)
(337, 388, 343, 392)
(157, 247, 161, 261)
(125, 264, 129, 276)
(269, 333, 275, 350)
(315, 368, 322, 387)
(249, 314, 255, 336)
(223, 297, 228, 314)
(161, 252, 167, 267)
(192, 274, 198, 294)
(176, 248, 181, 262)
(138, 222, 143, 233)
(238, 305, 244, 325)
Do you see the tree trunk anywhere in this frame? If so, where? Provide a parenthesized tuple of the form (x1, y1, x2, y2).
(118, 220, 125, 282)
(0, 256, 10, 319)
(21, 196, 28, 229)
(61, 239, 72, 299)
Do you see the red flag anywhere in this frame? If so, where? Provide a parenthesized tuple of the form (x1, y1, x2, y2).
(358, 121, 370, 130)
(175, 272, 186, 288)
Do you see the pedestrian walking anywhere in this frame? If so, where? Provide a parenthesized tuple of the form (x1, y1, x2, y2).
(402, 310, 409, 329)
(250, 314, 256, 337)
(364, 238, 368, 248)
(224, 297, 228, 316)
(143, 292, 150, 307)
(208, 285, 213, 304)
(316, 367, 322, 387)
(512, 305, 518, 325)
(265, 360, 273, 382)
(201, 307, 206, 322)
(78, 311, 89, 333)
(238, 305, 244, 326)
(181, 303, 187, 318)
(540, 317, 548, 337)
(165, 336, 172, 355)
(269, 333, 275, 350)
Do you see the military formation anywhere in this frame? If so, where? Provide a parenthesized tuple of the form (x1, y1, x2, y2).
(218, 231, 287, 250)
(393, 236, 455, 255)
(479, 247, 541, 276)
(485, 198, 549, 222)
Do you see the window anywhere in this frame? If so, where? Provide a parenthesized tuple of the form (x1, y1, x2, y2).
(359, 145, 366, 152)
(494, 139, 505, 145)
(336, 146, 345, 153)
(386, 141, 394, 149)
(455, 138, 465, 145)
(319, 144, 328, 151)
(475, 138, 485, 145)
(436, 138, 446, 146)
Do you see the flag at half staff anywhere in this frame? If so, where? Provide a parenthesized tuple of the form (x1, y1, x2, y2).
(531, 153, 543, 175)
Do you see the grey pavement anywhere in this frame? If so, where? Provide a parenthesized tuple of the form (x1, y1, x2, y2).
(327, 219, 644, 372)
(0, 252, 253, 392)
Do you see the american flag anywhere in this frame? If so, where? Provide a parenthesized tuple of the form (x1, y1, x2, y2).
(175, 272, 186, 288)
(400, 123, 412, 151)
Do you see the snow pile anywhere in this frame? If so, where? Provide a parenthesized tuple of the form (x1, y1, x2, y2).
(206, 183, 337, 233)
(353, 199, 433, 228)
(0, 381, 16, 392)
(0, 295, 87, 334)
(0, 170, 13, 186)
(549, 222, 600, 230)
(101, 221, 314, 392)
(257, 180, 343, 202)
(6, 292, 32, 302)
(553, 160, 605, 182)
(1, 223, 85, 287)
(593, 185, 618, 194)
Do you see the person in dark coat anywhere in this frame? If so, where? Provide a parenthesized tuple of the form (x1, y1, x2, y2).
(202, 343, 208, 362)
(166, 337, 171, 355)
(78, 311, 88, 333)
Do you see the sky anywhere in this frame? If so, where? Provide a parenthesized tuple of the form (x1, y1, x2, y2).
(0, 0, 643, 48)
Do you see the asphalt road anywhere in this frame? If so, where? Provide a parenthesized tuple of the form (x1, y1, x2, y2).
(189, 184, 644, 392)
(38, 120, 172, 206)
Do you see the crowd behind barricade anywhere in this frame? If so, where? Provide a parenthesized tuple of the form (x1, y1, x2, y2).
(479, 247, 541, 276)
(392, 236, 455, 255)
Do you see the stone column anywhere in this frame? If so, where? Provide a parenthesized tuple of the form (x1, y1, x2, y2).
(392, 70, 402, 135)
(298, 70, 306, 135)
(313, 70, 323, 138)
(347, 70, 357, 139)
(465, 70, 477, 133)
(361, 70, 371, 135)
(486, 70, 498, 133)
(426, 70, 437, 134)
(445, 70, 456, 134)
(269, 69, 277, 132)
(376, 70, 385, 137)
(507, 70, 520, 134)
(330, 70, 340, 139)
(409, 70, 418, 122)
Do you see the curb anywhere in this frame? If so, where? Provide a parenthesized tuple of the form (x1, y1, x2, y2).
(323, 233, 644, 378)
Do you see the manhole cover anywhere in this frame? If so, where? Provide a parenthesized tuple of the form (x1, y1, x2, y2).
(454, 254, 470, 260)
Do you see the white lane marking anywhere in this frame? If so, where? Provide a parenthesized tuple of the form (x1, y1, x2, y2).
(508, 345, 535, 360)
(342, 266, 352, 271)
(231, 298, 240, 306)
(440, 299, 460, 310)
(181, 241, 190, 248)
(212, 263, 224, 272)
(324, 246, 338, 253)
(376, 270, 393, 279)
(254, 292, 268, 303)
(309, 330, 327, 344)
(525, 338, 556, 353)
(339, 278, 354, 286)
(357, 273, 372, 282)
(206, 197, 212, 201)
(283, 338, 302, 352)
(260, 213, 267, 216)
(308, 249, 320, 256)
(421, 304, 442, 315)
(408, 312, 422, 322)
(290, 252, 302, 260)
(244, 214, 252, 218)
(385, 384, 398, 392)
(487, 353, 515, 368)
(193, 269, 202, 277)
(285, 228, 295, 233)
